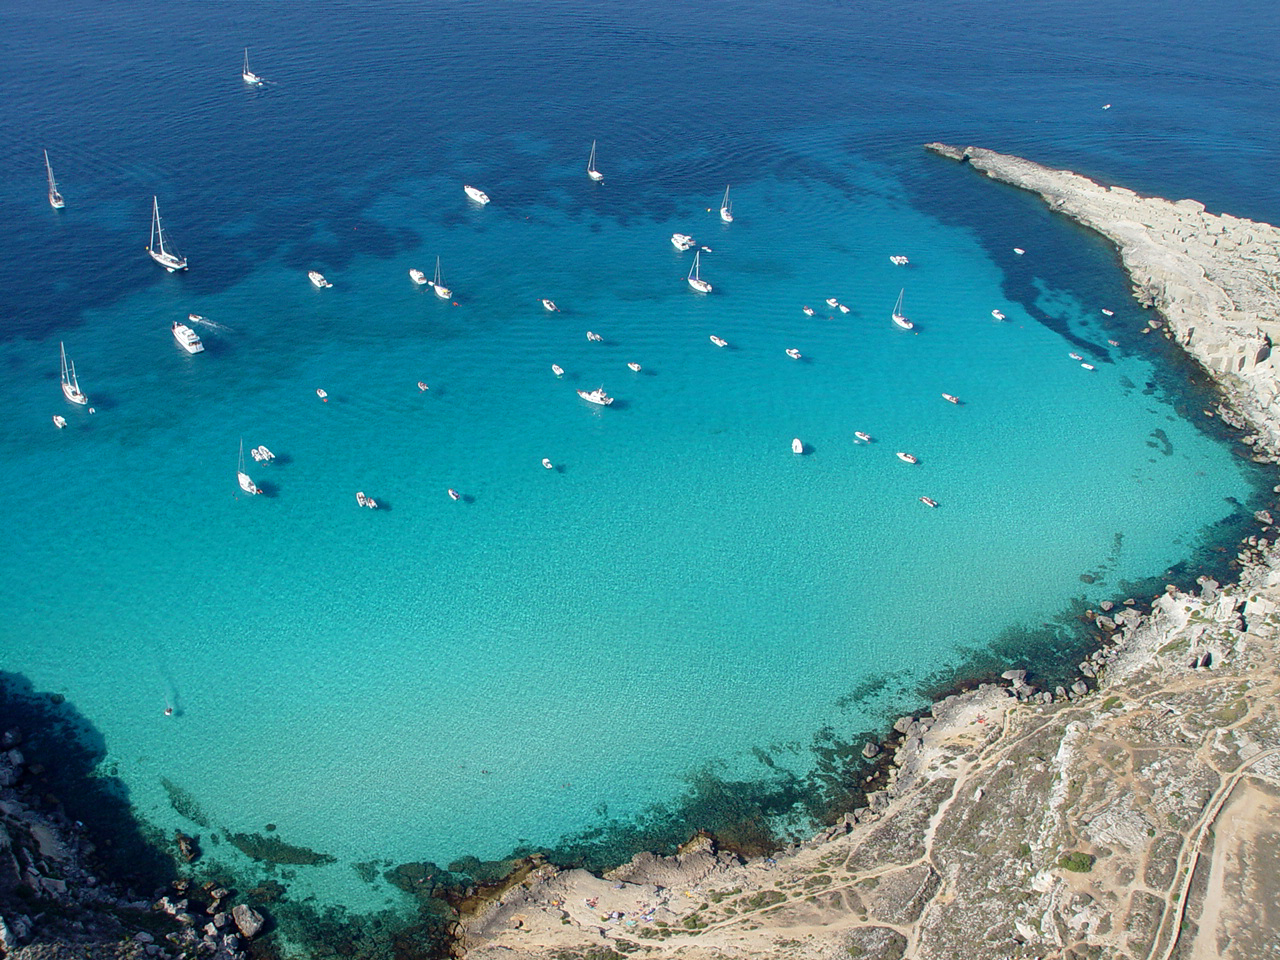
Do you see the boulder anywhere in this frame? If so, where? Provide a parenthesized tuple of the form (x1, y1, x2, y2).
(231, 903, 265, 940)
(1072, 680, 1089, 696)
(861, 741, 881, 759)
(892, 716, 916, 735)
(1001, 669, 1028, 682)
(1099, 600, 1114, 612)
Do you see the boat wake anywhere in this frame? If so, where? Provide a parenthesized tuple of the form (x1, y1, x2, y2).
(187, 315, 234, 333)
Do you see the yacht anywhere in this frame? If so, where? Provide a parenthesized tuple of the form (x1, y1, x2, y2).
(541, 299, 559, 312)
(542, 458, 554, 470)
(464, 184, 490, 205)
(53, 415, 67, 429)
(942, 393, 960, 404)
(896, 452, 919, 464)
(802, 306, 815, 316)
(854, 431, 872, 443)
(577, 387, 613, 406)
(59, 342, 87, 405)
(586, 331, 603, 342)
(671, 233, 695, 251)
(719, 185, 733, 223)
(791, 438, 803, 454)
(147, 197, 188, 272)
(627, 362, 642, 372)
(237, 439, 262, 495)
(709, 335, 728, 348)
(308, 270, 332, 289)
(891, 289, 914, 330)
(586, 140, 603, 182)
(429, 256, 451, 299)
(991, 309, 1006, 320)
(551, 364, 564, 377)
(686, 250, 711, 293)
(410, 269, 428, 285)
(785, 348, 802, 360)
(241, 48, 264, 85)
(172, 321, 205, 353)
(919, 496, 939, 508)
(44, 150, 65, 209)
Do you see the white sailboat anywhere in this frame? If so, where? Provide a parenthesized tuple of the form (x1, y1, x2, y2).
(429, 256, 451, 300)
(44, 150, 64, 209)
(719, 185, 733, 223)
(147, 197, 188, 272)
(687, 249, 712, 293)
(59, 342, 87, 405)
(891, 288, 913, 330)
(237, 439, 262, 495)
(586, 140, 603, 182)
(241, 48, 264, 85)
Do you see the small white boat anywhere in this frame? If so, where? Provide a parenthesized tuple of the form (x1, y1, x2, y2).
(1069, 352, 1083, 361)
(791, 438, 803, 454)
(709, 335, 728, 348)
(53, 415, 67, 429)
(356, 491, 368, 508)
(241, 48, 264, 85)
(1081, 362, 1095, 370)
(942, 393, 960, 404)
(991, 310, 1006, 320)
(577, 387, 613, 406)
(464, 184, 490, 205)
(251, 447, 265, 462)
(308, 270, 332, 289)
(802, 306, 815, 316)
(59, 342, 87, 406)
(1013, 247, 1026, 255)
(45, 150, 65, 210)
(256, 445, 275, 461)
(627, 362, 642, 372)
(316, 388, 328, 401)
(671, 233, 696, 251)
(920, 496, 938, 508)
(1101, 308, 1115, 316)
(410, 269, 428, 285)
(586, 139, 603, 182)
(448, 488, 461, 500)
(551, 364, 564, 376)
(838, 303, 850, 314)
(854, 431, 872, 443)
(719, 185, 733, 223)
(541, 299, 559, 312)
(237, 439, 262, 495)
(892, 289, 914, 330)
(429, 256, 451, 300)
(889, 255, 910, 266)
(172, 321, 205, 354)
(1108, 339, 1120, 347)
(365, 495, 379, 509)
(188, 313, 205, 323)
(542, 458, 554, 470)
(896, 451, 919, 464)
(825, 298, 839, 308)
(417, 381, 429, 392)
(785, 348, 802, 360)
(586, 331, 603, 342)
(687, 250, 712, 294)
(147, 197, 187, 272)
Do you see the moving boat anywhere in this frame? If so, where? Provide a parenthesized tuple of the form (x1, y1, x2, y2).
(464, 184, 490, 205)
(671, 233, 695, 251)
(241, 48, 264, 85)
(627, 362, 642, 372)
(44, 150, 64, 209)
(316, 388, 328, 401)
(854, 431, 872, 443)
(791, 438, 803, 454)
(786, 348, 802, 359)
(891, 289, 914, 330)
(687, 250, 712, 293)
(551, 364, 564, 376)
(991, 310, 1006, 320)
(172, 321, 205, 354)
(429, 256, 451, 299)
(709, 335, 728, 348)
(896, 452, 919, 464)
(542, 458, 554, 470)
(147, 197, 188, 272)
(409, 269, 428, 285)
(586, 140, 603, 182)
(53, 415, 67, 429)
(719, 185, 733, 223)
(586, 331, 603, 342)
(237, 439, 261, 495)
(942, 393, 960, 404)
(802, 306, 815, 316)
(308, 270, 332, 288)
(577, 387, 613, 406)
(448, 488, 461, 500)
(541, 299, 559, 312)
(59, 342, 87, 405)
(920, 496, 939, 508)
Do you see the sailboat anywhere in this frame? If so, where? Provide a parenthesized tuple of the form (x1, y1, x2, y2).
(241, 48, 263, 85)
(44, 150, 65, 209)
(429, 256, 451, 300)
(719, 185, 733, 223)
(147, 197, 188, 272)
(687, 249, 712, 293)
(237, 439, 262, 495)
(891, 288, 913, 330)
(59, 342, 87, 405)
(586, 140, 603, 182)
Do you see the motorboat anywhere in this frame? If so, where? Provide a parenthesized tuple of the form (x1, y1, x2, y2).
(1108, 339, 1120, 347)
(854, 431, 872, 443)
(53, 415, 67, 429)
(542, 458, 554, 470)
(586, 331, 603, 342)
(364, 493, 379, 509)
(410, 269, 428, 285)
(942, 393, 960, 404)
(59, 342, 87, 405)
(1081, 363, 1095, 370)
(671, 233, 695, 251)
(896, 452, 919, 464)
(308, 270, 332, 289)
(1013, 247, 1026, 255)
(1069, 353, 1083, 361)
(188, 313, 206, 323)
(889, 255, 909, 266)
(172, 321, 205, 354)
(551, 364, 564, 376)
(991, 310, 1006, 320)
(464, 184, 490, 205)
(825, 298, 839, 308)
(316, 388, 328, 401)
(147, 197, 187, 272)
(237, 439, 262, 495)
(45, 150, 64, 209)
(577, 387, 613, 406)
(627, 362, 642, 372)
(709, 335, 728, 347)
(1101, 308, 1115, 316)
(785, 348, 802, 359)
(687, 250, 712, 293)
(541, 299, 559, 312)
(251, 447, 265, 462)
(791, 438, 803, 454)
(802, 306, 815, 316)
(241, 48, 264, 85)
(356, 491, 367, 508)
(448, 488, 461, 500)
(429, 256, 451, 299)
(418, 381, 429, 391)
(892, 289, 913, 330)
(838, 303, 850, 314)
(586, 140, 603, 182)
(920, 496, 939, 508)
(719, 185, 733, 223)
(256, 445, 275, 461)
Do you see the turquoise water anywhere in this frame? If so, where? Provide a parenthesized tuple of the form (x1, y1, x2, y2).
(0, 0, 1273, 921)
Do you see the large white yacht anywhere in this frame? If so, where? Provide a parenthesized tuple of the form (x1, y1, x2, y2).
(577, 387, 613, 406)
(464, 184, 490, 204)
(308, 270, 332, 288)
(172, 321, 205, 354)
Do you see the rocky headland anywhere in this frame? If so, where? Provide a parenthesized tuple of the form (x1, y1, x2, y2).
(455, 148, 1280, 959)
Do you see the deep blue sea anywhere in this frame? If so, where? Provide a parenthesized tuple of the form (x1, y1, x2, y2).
(2, 0, 1277, 938)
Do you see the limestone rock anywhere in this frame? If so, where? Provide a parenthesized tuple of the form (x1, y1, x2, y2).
(231, 903, 265, 939)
